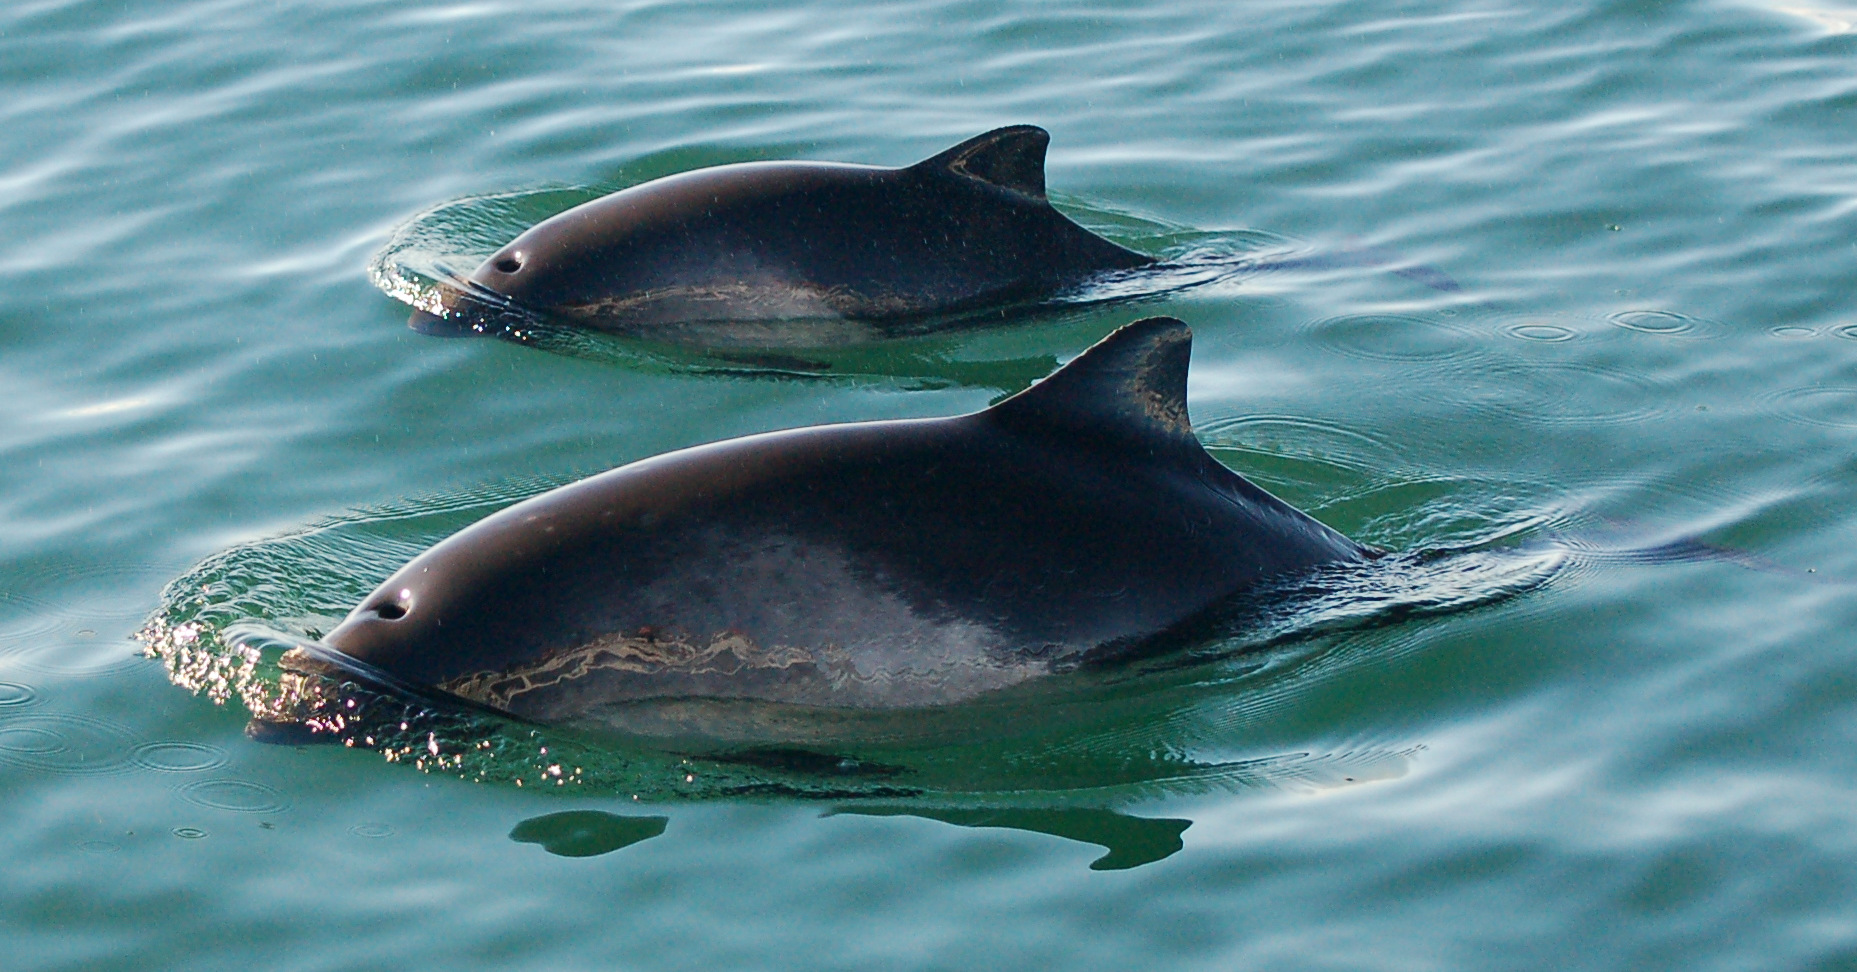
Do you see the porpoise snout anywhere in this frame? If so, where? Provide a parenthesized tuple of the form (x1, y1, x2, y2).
(407, 272, 526, 337)
(408, 307, 478, 336)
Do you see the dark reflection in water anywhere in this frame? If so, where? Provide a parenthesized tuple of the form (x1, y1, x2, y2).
(509, 810, 670, 858)
(507, 803, 1187, 869)
(831, 805, 1192, 871)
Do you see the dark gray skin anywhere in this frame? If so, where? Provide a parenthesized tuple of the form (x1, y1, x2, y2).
(412, 126, 1156, 347)
(315, 318, 1369, 725)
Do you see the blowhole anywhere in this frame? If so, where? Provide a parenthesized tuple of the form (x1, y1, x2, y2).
(494, 256, 522, 274)
(375, 603, 407, 621)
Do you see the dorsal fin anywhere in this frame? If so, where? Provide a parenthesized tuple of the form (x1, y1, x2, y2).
(986, 317, 1204, 459)
(910, 125, 1049, 199)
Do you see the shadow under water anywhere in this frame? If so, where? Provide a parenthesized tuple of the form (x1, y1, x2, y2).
(828, 805, 1193, 871)
(509, 810, 669, 858)
(503, 804, 1187, 869)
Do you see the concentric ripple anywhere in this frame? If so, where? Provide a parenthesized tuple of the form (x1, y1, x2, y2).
(131, 741, 229, 773)
(176, 778, 289, 814)
(1759, 386, 1857, 430)
(0, 682, 39, 709)
(1609, 309, 1713, 337)
(1196, 414, 1403, 472)
(0, 712, 138, 775)
(1301, 313, 1483, 362)
(1432, 361, 1671, 427)
(1504, 321, 1577, 343)
(0, 637, 146, 679)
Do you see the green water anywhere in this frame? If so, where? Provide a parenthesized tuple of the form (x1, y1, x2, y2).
(5, 0, 1856, 967)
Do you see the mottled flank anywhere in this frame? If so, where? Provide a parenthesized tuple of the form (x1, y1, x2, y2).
(439, 621, 1039, 716)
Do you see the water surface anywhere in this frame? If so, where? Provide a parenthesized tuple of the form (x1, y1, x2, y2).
(3, 0, 1856, 968)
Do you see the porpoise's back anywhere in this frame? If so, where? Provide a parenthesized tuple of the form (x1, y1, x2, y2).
(318, 318, 1366, 721)
(425, 126, 1155, 343)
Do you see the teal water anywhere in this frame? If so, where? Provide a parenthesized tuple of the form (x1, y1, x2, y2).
(5, 0, 1857, 967)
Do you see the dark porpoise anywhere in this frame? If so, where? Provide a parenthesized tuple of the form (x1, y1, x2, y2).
(411, 125, 1156, 347)
(306, 318, 1369, 725)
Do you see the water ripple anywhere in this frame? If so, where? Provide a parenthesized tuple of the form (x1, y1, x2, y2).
(0, 638, 146, 679)
(1196, 414, 1402, 472)
(176, 778, 289, 814)
(1300, 313, 1484, 362)
(131, 741, 228, 773)
(1432, 361, 1672, 427)
(1504, 321, 1577, 343)
(1760, 386, 1857, 430)
(0, 712, 138, 775)
(1608, 309, 1721, 339)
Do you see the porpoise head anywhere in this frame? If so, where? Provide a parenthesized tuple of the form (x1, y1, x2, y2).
(319, 500, 579, 686)
(319, 557, 462, 684)
(407, 160, 776, 338)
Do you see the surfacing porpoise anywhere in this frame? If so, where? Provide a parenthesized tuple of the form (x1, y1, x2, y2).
(300, 317, 1372, 727)
(411, 125, 1156, 347)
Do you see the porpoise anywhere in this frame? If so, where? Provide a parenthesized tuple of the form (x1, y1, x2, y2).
(412, 126, 1156, 347)
(301, 317, 1372, 727)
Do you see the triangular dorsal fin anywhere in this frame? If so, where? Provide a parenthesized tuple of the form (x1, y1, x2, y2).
(910, 125, 1049, 199)
(986, 317, 1203, 459)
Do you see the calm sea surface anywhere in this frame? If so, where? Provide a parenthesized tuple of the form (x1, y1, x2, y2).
(4, 0, 1856, 968)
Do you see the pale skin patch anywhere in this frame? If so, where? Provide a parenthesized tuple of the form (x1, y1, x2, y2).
(437, 620, 1046, 714)
(439, 629, 844, 711)
(553, 282, 954, 348)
